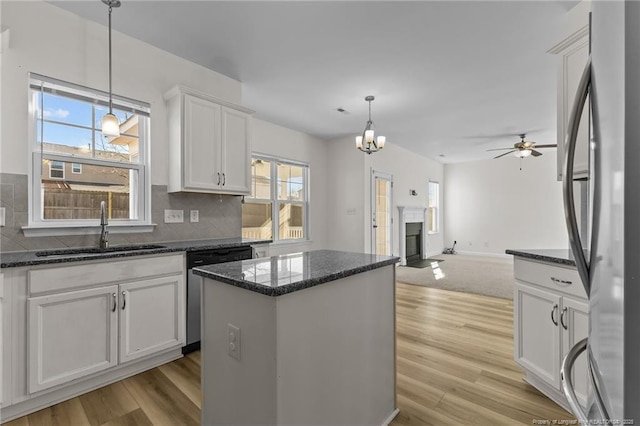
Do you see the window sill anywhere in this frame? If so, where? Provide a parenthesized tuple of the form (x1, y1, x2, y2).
(269, 239, 312, 247)
(427, 231, 440, 235)
(22, 223, 156, 238)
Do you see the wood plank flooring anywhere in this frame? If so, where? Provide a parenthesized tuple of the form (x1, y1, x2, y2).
(5, 284, 575, 425)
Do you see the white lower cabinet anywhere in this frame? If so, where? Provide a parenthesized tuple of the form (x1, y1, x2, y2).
(1, 253, 186, 422)
(513, 258, 589, 410)
(28, 286, 119, 393)
(119, 275, 185, 363)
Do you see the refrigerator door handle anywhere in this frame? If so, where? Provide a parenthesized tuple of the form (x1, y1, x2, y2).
(561, 338, 589, 424)
(562, 55, 592, 298)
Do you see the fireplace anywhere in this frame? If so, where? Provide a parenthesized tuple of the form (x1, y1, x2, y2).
(397, 206, 428, 266)
(405, 222, 423, 263)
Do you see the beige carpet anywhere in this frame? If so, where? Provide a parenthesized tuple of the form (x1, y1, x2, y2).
(396, 254, 514, 299)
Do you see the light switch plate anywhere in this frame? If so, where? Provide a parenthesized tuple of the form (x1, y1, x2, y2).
(228, 323, 241, 361)
(164, 209, 184, 223)
(190, 210, 199, 223)
(0, 207, 5, 227)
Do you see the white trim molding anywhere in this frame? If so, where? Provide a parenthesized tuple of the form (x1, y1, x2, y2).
(397, 206, 428, 266)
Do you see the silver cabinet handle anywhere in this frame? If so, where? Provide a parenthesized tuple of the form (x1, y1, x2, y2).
(217, 172, 221, 185)
(551, 304, 559, 326)
(560, 307, 568, 330)
(562, 55, 591, 298)
(222, 173, 226, 186)
(561, 338, 589, 424)
(551, 277, 573, 286)
(112, 293, 117, 312)
(121, 291, 126, 310)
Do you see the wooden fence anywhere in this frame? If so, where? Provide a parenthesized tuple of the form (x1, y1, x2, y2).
(43, 188, 130, 220)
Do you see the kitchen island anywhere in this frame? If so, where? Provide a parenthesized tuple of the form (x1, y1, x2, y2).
(193, 249, 400, 426)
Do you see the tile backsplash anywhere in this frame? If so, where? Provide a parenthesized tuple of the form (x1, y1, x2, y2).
(0, 173, 242, 252)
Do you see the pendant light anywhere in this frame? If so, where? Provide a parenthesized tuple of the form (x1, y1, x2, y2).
(355, 95, 386, 154)
(101, 0, 121, 138)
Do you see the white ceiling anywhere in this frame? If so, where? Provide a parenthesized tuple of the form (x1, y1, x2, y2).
(51, 0, 577, 163)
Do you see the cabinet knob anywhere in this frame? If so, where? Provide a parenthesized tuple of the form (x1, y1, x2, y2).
(217, 172, 221, 185)
(560, 307, 568, 330)
(122, 291, 126, 310)
(112, 293, 117, 312)
(222, 173, 226, 186)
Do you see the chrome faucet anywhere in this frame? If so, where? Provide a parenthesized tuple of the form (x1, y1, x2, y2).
(99, 201, 109, 250)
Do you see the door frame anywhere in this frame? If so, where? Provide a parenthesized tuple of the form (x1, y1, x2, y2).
(371, 169, 394, 255)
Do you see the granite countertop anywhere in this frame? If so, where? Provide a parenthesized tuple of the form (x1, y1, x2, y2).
(505, 249, 578, 267)
(0, 237, 272, 268)
(193, 249, 400, 297)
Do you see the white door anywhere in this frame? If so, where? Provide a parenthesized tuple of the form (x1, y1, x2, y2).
(220, 106, 251, 194)
(28, 285, 119, 393)
(514, 283, 562, 389)
(184, 94, 222, 190)
(119, 274, 185, 364)
(371, 170, 393, 256)
(561, 296, 590, 407)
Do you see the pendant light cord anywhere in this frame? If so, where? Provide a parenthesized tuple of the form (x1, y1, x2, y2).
(108, 5, 113, 115)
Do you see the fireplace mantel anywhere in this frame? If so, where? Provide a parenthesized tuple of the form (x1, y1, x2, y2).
(397, 206, 428, 266)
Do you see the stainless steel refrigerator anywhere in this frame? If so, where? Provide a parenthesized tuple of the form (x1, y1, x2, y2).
(561, 1, 640, 423)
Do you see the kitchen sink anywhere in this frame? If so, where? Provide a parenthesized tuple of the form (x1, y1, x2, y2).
(35, 244, 167, 257)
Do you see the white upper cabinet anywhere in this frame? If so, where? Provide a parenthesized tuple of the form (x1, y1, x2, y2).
(165, 86, 254, 194)
(550, 1, 591, 181)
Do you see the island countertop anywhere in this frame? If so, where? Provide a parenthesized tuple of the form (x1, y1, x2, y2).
(505, 248, 577, 267)
(193, 249, 400, 296)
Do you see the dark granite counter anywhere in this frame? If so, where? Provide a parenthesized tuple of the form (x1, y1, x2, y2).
(0, 238, 272, 268)
(505, 249, 577, 267)
(193, 249, 400, 296)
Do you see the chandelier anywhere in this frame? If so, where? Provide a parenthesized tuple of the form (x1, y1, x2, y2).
(355, 95, 386, 154)
(101, 0, 121, 138)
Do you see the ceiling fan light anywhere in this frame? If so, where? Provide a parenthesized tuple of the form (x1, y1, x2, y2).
(101, 112, 120, 137)
(513, 149, 532, 158)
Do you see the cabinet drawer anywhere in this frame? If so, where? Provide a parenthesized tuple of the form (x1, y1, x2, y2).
(514, 258, 586, 300)
(29, 254, 185, 296)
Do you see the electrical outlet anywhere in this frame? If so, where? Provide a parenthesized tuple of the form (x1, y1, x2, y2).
(228, 323, 241, 361)
(164, 209, 184, 223)
(190, 210, 199, 223)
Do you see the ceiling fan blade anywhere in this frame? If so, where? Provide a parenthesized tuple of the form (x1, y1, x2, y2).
(533, 144, 557, 149)
(494, 150, 516, 159)
(486, 147, 514, 152)
(530, 150, 543, 157)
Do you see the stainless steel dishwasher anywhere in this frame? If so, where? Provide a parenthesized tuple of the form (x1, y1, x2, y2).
(184, 246, 253, 354)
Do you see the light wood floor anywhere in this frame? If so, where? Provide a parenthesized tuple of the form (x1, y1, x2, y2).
(5, 284, 574, 426)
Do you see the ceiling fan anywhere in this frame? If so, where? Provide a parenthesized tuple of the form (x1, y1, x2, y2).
(487, 134, 557, 159)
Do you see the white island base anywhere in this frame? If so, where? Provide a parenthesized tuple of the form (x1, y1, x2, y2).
(201, 265, 397, 426)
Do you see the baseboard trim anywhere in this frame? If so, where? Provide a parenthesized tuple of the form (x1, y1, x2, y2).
(1, 348, 182, 422)
(382, 408, 400, 426)
(453, 250, 512, 259)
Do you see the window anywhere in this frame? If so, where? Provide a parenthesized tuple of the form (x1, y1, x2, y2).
(242, 155, 309, 242)
(49, 161, 64, 179)
(428, 180, 440, 233)
(29, 73, 150, 226)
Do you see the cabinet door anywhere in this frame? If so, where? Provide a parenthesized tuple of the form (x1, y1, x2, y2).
(557, 35, 590, 181)
(514, 283, 561, 389)
(28, 285, 118, 393)
(184, 94, 222, 190)
(561, 297, 590, 407)
(220, 106, 251, 194)
(119, 274, 185, 364)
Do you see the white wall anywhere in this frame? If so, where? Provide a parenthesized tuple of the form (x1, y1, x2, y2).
(252, 119, 328, 255)
(364, 143, 444, 257)
(1, 0, 241, 182)
(326, 137, 365, 253)
(443, 152, 567, 256)
(326, 138, 444, 257)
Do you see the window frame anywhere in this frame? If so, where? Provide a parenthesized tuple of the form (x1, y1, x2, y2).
(25, 73, 153, 235)
(49, 161, 65, 179)
(428, 180, 440, 234)
(71, 163, 82, 174)
(242, 154, 310, 243)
